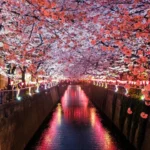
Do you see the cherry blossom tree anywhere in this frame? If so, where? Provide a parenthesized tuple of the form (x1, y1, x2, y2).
(0, 0, 149, 90)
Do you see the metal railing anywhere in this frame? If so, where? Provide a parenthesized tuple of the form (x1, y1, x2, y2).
(0, 82, 58, 105)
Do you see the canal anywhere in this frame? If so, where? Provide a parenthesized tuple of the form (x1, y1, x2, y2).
(26, 85, 135, 150)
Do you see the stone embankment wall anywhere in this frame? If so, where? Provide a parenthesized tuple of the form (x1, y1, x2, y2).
(0, 86, 65, 150)
(82, 85, 150, 150)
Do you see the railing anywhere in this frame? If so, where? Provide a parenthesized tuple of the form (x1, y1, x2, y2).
(92, 81, 146, 101)
(0, 90, 16, 104)
(0, 82, 58, 105)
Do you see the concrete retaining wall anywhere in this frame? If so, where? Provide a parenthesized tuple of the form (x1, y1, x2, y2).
(0, 86, 61, 150)
(83, 85, 150, 150)
(58, 84, 68, 97)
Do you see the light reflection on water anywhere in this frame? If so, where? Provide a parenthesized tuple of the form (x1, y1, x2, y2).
(29, 85, 127, 150)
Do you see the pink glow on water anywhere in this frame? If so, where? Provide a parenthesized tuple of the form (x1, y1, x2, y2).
(33, 85, 123, 150)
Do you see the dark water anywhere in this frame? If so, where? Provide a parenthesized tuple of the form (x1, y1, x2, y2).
(26, 85, 135, 150)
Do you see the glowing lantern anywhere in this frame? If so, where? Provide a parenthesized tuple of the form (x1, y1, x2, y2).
(115, 85, 118, 92)
(16, 88, 21, 101)
(36, 83, 40, 93)
(140, 95, 145, 100)
(29, 87, 32, 96)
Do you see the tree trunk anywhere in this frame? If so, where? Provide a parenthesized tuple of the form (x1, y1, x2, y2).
(22, 70, 26, 83)
(21, 66, 26, 86)
(7, 77, 11, 88)
(7, 64, 11, 89)
(7, 65, 16, 89)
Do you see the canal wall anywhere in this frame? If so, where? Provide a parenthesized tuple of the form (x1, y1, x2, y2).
(58, 84, 68, 97)
(0, 86, 62, 150)
(82, 85, 150, 150)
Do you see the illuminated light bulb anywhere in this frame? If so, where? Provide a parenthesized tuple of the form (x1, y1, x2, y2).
(45, 84, 47, 90)
(115, 85, 118, 92)
(16, 88, 21, 101)
(125, 88, 128, 95)
(29, 87, 32, 96)
(17, 96, 21, 101)
(102, 83, 104, 87)
(36, 83, 40, 93)
(140, 95, 145, 100)
(146, 81, 149, 85)
(99, 82, 101, 87)
(10, 81, 14, 85)
(36, 89, 39, 93)
(105, 83, 107, 89)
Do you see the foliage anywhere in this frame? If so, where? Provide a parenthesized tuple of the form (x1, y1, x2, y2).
(128, 88, 142, 99)
(0, 0, 149, 81)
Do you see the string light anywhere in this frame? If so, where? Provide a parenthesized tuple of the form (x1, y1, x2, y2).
(17, 96, 21, 101)
(115, 85, 118, 92)
(97, 82, 99, 86)
(10, 81, 14, 85)
(105, 83, 107, 89)
(99, 82, 101, 87)
(29, 87, 32, 96)
(36, 83, 40, 93)
(16, 88, 21, 101)
(140, 95, 145, 100)
(45, 84, 47, 90)
(125, 88, 128, 96)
